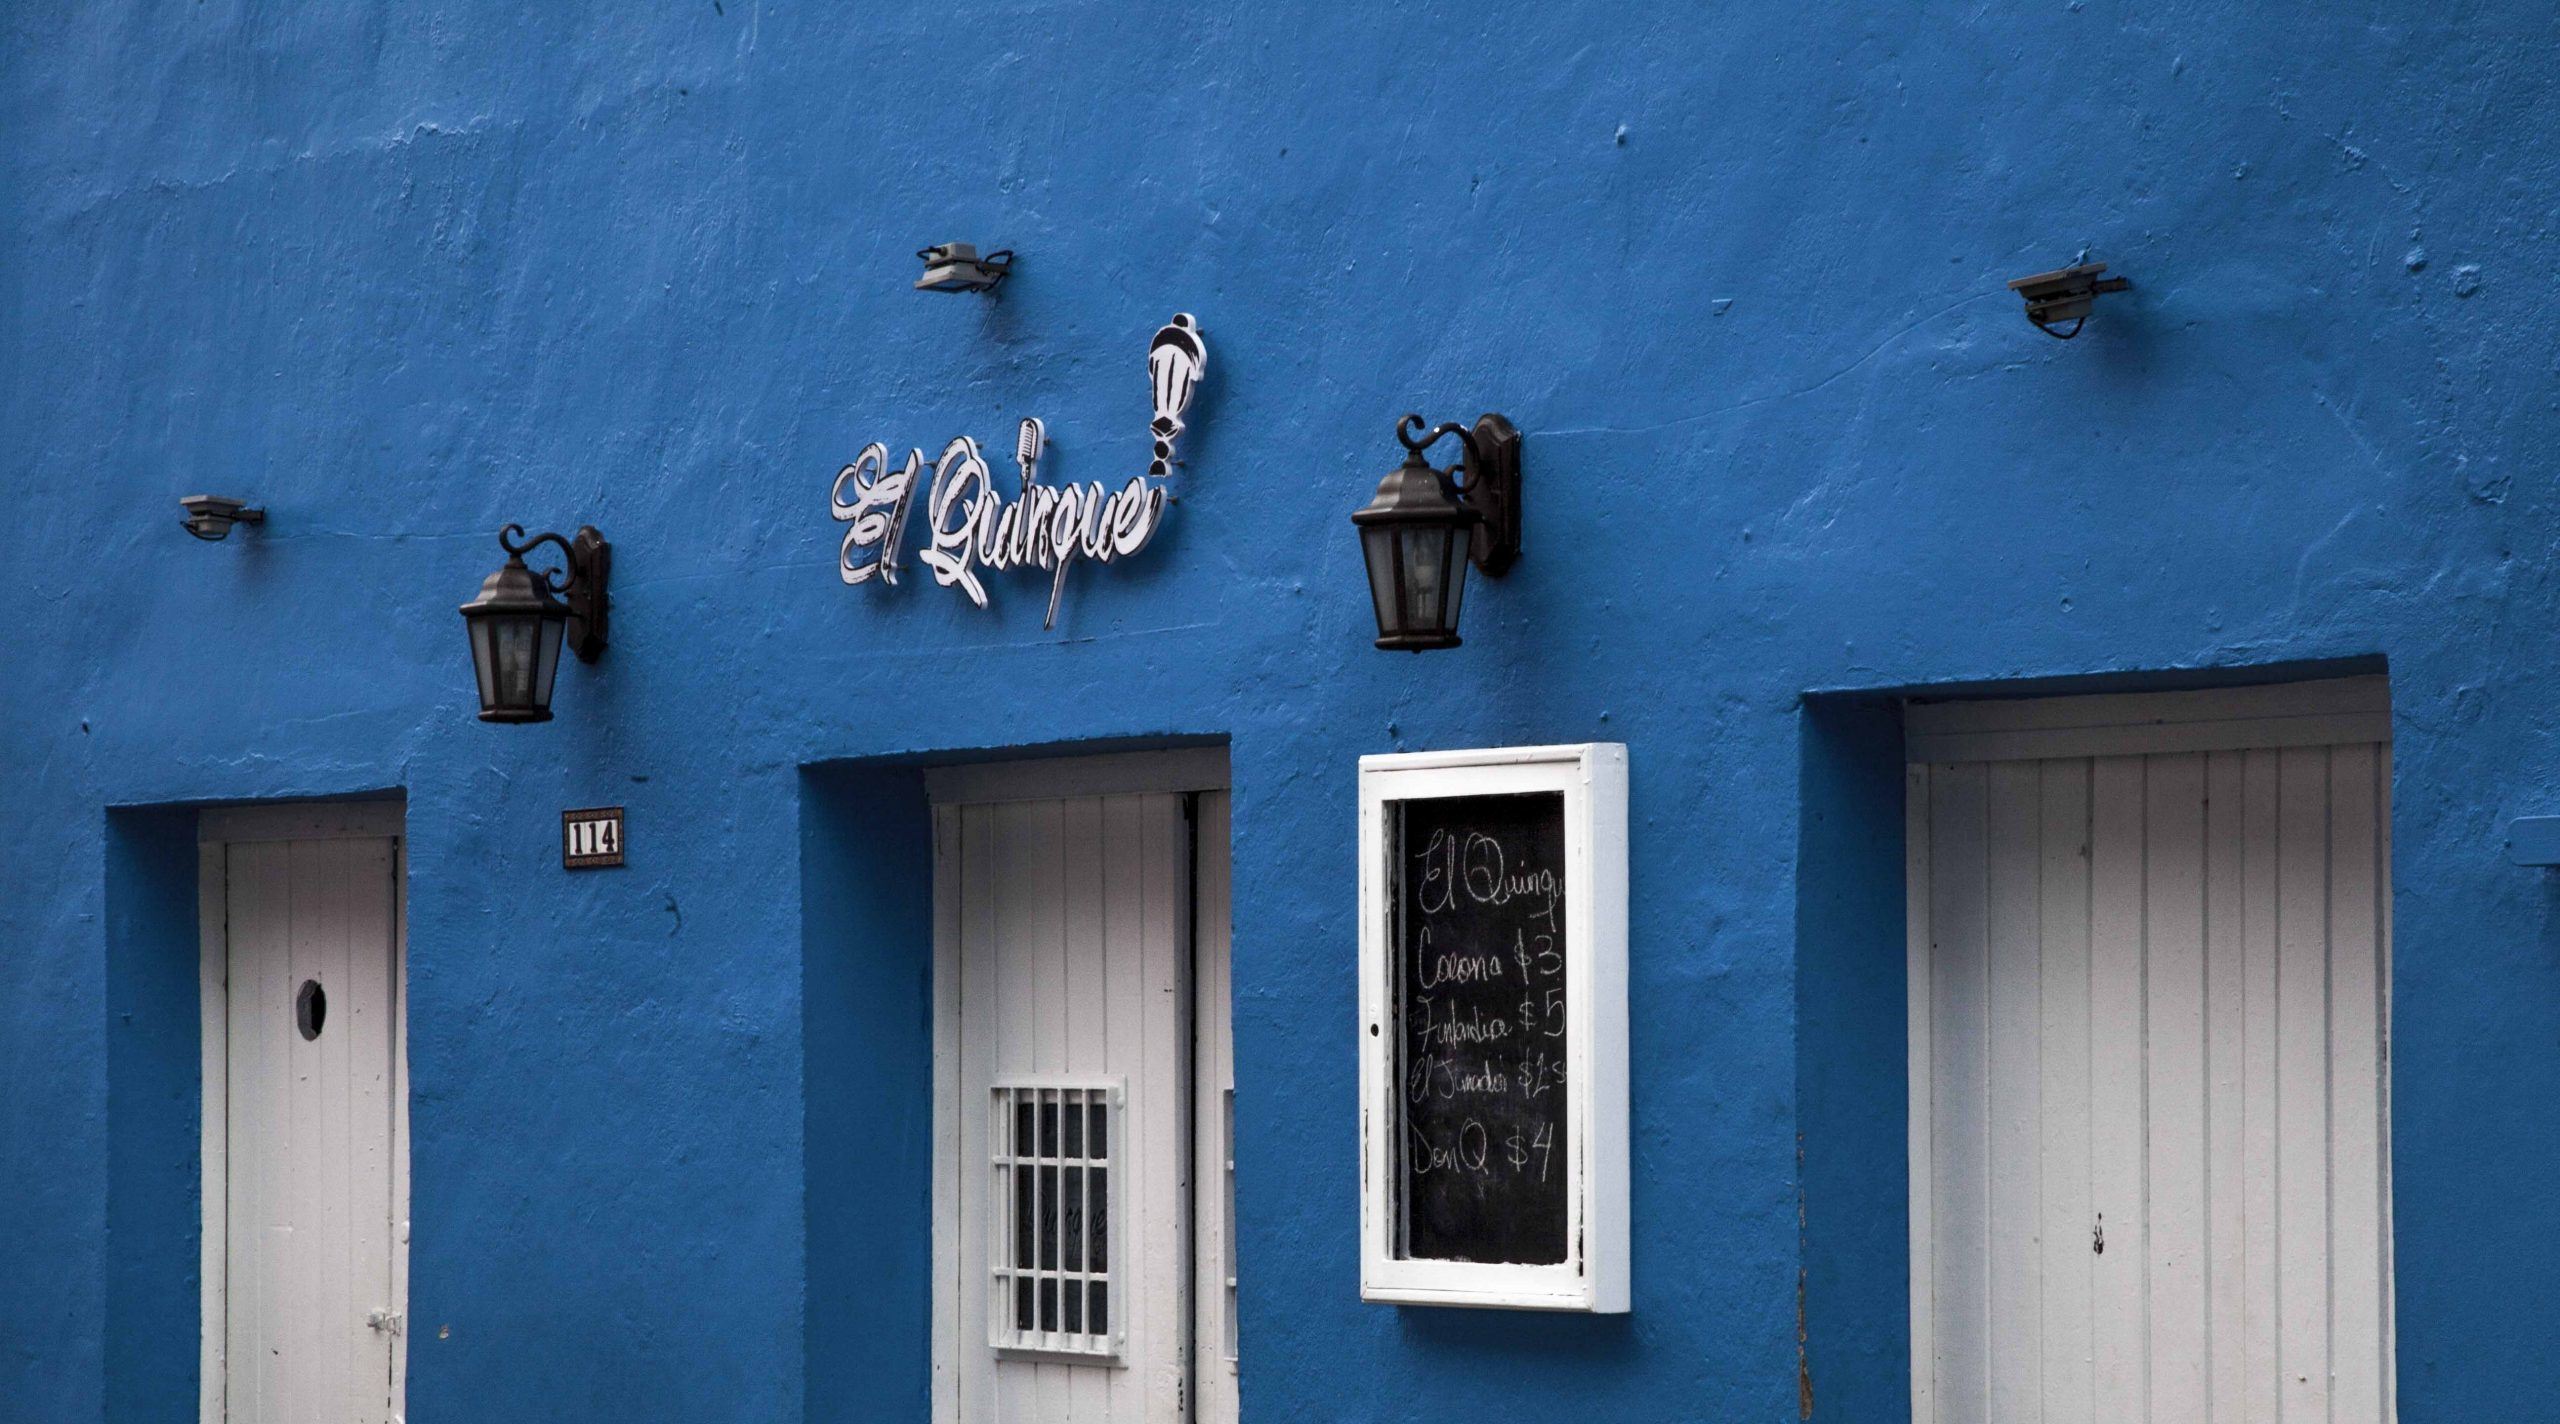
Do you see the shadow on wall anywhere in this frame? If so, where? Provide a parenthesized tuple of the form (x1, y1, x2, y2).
(1794, 695, 1911, 1422)
(103, 806, 208, 1422)
(799, 763, 936, 1424)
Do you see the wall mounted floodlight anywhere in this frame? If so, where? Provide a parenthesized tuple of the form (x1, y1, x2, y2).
(179, 494, 265, 541)
(458, 524, 610, 724)
(916, 243, 1014, 293)
(2008, 261, 2132, 339)
(1349, 412, 1524, 652)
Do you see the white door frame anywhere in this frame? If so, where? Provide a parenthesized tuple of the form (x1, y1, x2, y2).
(924, 749, 1234, 1424)
(198, 800, 410, 1424)
(1903, 674, 2391, 766)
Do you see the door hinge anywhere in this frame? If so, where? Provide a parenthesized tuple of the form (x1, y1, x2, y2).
(366, 1308, 405, 1336)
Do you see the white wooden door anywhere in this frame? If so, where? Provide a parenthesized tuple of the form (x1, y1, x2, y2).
(212, 829, 404, 1424)
(1907, 681, 2394, 1424)
(935, 789, 1201, 1424)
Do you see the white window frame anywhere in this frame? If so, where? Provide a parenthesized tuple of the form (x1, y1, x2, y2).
(1356, 743, 1629, 1313)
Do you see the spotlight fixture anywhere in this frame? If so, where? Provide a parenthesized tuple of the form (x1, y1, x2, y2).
(179, 494, 265, 541)
(915, 243, 1014, 293)
(2007, 261, 2132, 339)
(1349, 412, 1524, 652)
(457, 524, 611, 724)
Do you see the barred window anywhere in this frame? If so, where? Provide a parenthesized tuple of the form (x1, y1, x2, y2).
(991, 1081, 1122, 1359)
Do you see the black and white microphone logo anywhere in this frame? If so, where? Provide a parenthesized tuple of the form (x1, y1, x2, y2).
(1147, 312, 1207, 477)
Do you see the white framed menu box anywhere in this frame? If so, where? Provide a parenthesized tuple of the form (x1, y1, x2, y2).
(1357, 743, 1629, 1312)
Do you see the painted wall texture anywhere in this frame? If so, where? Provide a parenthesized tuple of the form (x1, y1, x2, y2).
(6, 2, 2559, 1420)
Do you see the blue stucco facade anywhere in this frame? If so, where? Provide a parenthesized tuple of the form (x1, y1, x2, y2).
(7, 3, 2559, 1419)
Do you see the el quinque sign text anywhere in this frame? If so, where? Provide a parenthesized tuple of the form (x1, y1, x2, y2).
(828, 313, 1208, 628)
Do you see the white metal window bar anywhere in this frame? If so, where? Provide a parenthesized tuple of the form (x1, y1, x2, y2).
(991, 1079, 1125, 1360)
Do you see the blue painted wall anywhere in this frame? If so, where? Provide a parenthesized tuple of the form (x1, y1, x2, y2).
(800, 763, 935, 1422)
(7, 2, 2559, 1420)
(1794, 696, 1913, 1422)
(101, 808, 202, 1424)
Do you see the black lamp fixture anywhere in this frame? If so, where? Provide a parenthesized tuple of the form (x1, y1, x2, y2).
(2008, 260, 2132, 339)
(457, 524, 610, 724)
(915, 242, 1014, 293)
(179, 494, 265, 541)
(1350, 412, 1523, 652)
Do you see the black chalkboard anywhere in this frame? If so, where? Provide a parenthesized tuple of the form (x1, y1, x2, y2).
(1392, 790, 1570, 1266)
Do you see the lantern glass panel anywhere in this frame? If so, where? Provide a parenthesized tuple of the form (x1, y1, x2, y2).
(1440, 530, 1466, 630)
(469, 619, 500, 711)
(532, 613, 564, 709)
(494, 616, 541, 707)
(1401, 525, 1469, 639)
(473, 608, 566, 717)
(1398, 528, 1448, 633)
(1362, 525, 1405, 637)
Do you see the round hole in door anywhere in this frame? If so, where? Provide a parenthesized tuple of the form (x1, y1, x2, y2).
(296, 979, 326, 1041)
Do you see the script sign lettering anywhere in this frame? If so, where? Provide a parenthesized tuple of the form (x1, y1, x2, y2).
(829, 313, 1207, 628)
(1393, 790, 1570, 1266)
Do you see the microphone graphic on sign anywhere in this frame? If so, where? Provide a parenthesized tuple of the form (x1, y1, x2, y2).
(1147, 312, 1207, 478)
(1015, 416, 1046, 494)
(1018, 416, 1083, 630)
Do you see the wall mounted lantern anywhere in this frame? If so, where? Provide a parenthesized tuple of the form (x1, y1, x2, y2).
(915, 243, 1014, 293)
(1349, 412, 1523, 652)
(457, 524, 610, 724)
(179, 494, 264, 541)
(2008, 261, 2131, 339)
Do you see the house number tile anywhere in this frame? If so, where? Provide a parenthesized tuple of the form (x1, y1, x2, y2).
(562, 807, 626, 869)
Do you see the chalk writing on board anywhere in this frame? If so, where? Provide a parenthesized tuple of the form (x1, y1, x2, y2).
(1393, 791, 1569, 1266)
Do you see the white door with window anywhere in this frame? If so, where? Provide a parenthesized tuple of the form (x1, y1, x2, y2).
(930, 756, 1237, 1424)
(200, 804, 408, 1424)
(1906, 678, 2394, 1423)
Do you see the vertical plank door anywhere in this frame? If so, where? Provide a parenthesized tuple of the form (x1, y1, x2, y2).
(221, 834, 402, 1424)
(946, 792, 1194, 1424)
(1910, 725, 2393, 1422)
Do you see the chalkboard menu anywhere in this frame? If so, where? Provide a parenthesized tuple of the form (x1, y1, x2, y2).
(1392, 790, 1570, 1266)
(1361, 744, 1627, 1312)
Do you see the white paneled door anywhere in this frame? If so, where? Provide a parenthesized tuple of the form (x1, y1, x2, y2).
(931, 775, 1237, 1424)
(204, 814, 405, 1424)
(1908, 682, 2394, 1424)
